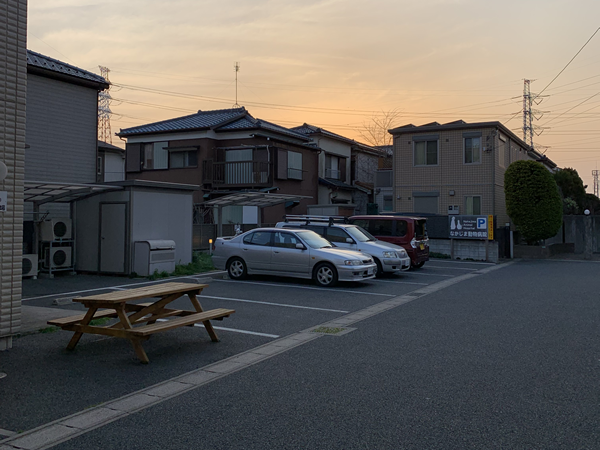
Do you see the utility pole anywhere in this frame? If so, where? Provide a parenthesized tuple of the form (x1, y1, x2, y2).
(233, 62, 240, 107)
(593, 169, 599, 197)
(98, 66, 112, 144)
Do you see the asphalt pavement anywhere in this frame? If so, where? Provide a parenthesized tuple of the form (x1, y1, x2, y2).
(2, 259, 599, 449)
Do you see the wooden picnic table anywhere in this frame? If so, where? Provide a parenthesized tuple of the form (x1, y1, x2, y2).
(48, 282, 235, 363)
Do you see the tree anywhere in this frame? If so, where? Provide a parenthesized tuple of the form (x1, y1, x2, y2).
(553, 167, 587, 214)
(358, 109, 402, 147)
(504, 160, 563, 244)
(583, 193, 600, 215)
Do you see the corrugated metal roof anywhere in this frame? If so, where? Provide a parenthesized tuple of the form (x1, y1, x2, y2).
(27, 50, 107, 85)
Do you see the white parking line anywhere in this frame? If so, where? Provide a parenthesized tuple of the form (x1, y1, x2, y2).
(423, 265, 479, 271)
(22, 274, 219, 302)
(428, 260, 494, 265)
(212, 278, 395, 297)
(371, 279, 429, 286)
(404, 272, 454, 277)
(154, 320, 280, 339)
(200, 295, 350, 313)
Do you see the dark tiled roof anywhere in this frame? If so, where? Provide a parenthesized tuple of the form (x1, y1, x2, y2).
(319, 177, 355, 190)
(27, 50, 107, 86)
(119, 107, 310, 142)
(98, 140, 125, 152)
(291, 123, 377, 152)
(118, 107, 248, 136)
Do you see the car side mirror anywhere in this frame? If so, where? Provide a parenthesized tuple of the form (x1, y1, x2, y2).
(296, 243, 306, 250)
(346, 238, 355, 244)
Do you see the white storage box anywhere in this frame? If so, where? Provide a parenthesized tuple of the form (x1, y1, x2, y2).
(133, 240, 176, 276)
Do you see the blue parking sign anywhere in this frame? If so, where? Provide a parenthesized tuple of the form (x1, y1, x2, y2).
(477, 217, 487, 229)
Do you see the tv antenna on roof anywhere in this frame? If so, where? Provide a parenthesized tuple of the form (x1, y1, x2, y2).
(233, 62, 240, 107)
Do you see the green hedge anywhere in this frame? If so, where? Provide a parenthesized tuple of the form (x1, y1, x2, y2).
(504, 160, 562, 244)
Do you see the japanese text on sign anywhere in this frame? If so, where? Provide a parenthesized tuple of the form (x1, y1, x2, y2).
(449, 215, 492, 240)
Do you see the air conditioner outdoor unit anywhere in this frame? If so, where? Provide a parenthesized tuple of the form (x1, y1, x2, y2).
(45, 247, 72, 269)
(40, 218, 72, 241)
(22, 254, 38, 277)
(448, 205, 460, 215)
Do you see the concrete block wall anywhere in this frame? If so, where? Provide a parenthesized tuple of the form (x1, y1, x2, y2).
(430, 239, 499, 263)
(0, 0, 27, 350)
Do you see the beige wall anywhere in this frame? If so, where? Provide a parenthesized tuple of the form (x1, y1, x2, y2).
(392, 125, 531, 226)
(0, 0, 27, 350)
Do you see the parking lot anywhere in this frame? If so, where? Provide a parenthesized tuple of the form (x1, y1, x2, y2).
(22, 259, 495, 343)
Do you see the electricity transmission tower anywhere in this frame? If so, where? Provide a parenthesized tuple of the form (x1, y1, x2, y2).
(98, 66, 112, 144)
(593, 169, 599, 197)
(522, 79, 549, 150)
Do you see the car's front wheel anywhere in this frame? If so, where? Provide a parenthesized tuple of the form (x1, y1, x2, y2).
(313, 263, 338, 287)
(227, 257, 247, 280)
(411, 261, 425, 270)
(373, 258, 384, 278)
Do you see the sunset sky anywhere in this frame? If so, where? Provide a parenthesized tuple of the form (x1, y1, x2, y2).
(27, 0, 600, 192)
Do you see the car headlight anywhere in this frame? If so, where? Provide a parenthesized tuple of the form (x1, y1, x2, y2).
(382, 251, 396, 258)
(344, 260, 363, 266)
(399, 249, 407, 257)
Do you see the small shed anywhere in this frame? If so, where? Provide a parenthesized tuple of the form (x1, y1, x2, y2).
(74, 180, 198, 275)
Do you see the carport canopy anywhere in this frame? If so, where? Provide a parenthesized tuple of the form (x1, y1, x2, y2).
(24, 181, 123, 206)
(203, 191, 312, 236)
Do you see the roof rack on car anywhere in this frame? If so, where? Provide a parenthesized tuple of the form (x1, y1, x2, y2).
(283, 215, 349, 226)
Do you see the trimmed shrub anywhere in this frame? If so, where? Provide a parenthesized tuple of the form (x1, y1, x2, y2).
(504, 160, 562, 244)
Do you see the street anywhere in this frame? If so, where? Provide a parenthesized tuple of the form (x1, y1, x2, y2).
(2, 259, 600, 449)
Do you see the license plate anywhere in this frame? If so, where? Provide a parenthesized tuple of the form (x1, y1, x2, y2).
(419, 244, 424, 250)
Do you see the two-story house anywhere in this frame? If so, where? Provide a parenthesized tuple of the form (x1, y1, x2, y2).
(118, 107, 319, 225)
(290, 124, 383, 216)
(388, 120, 557, 227)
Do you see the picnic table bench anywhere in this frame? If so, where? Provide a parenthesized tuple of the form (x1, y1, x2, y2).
(48, 282, 235, 363)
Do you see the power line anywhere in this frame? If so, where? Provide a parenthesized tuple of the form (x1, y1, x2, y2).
(533, 26, 600, 101)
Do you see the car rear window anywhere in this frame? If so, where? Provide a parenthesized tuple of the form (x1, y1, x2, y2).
(415, 220, 427, 239)
(243, 231, 272, 246)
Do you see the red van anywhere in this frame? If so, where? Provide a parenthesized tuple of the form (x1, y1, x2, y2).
(348, 215, 429, 268)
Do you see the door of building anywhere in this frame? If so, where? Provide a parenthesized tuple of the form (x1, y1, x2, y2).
(99, 202, 127, 273)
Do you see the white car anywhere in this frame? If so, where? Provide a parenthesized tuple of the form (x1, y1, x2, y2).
(212, 228, 376, 287)
(275, 218, 412, 276)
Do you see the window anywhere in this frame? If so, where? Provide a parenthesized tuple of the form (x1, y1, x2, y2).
(288, 151, 303, 180)
(371, 220, 393, 237)
(464, 137, 481, 164)
(414, 140, 438, 166)
(170, 150, 197, 168)
(465, 196, 481, 215)
(242, 231, 272, 246)
(325, 154, 340, 179)
(143, 142, 168, 170)
(274, 232, 302, 249)
(326, 227, 351, 243)
(383, 195, 393, 211)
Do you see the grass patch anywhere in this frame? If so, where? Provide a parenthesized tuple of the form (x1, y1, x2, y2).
(38, 326, 59, 334)
(148, 252, 215, 280)
(312, 326, 345, 334)
(89, 317, 112, 326)
(429, 252, 451, 259)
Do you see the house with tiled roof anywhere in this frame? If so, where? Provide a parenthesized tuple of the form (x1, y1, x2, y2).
(290, 124, 386, 215)
(117, 107, 319, 225)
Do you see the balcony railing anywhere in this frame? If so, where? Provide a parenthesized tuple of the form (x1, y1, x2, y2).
(203, 160, 272, 187)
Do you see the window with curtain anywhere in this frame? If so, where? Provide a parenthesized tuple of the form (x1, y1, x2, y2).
(464, 137, 481, 164)
(170, 150, 197, 168)
(288, 151, 303, 180)
(142, 142, 169, 170)
(465, 196, 481, 215)
(325, 154, 340, 179)
(414, 140, 438, 166)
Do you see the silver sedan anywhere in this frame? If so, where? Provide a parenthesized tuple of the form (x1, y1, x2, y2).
(212, 228, 376, 287)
